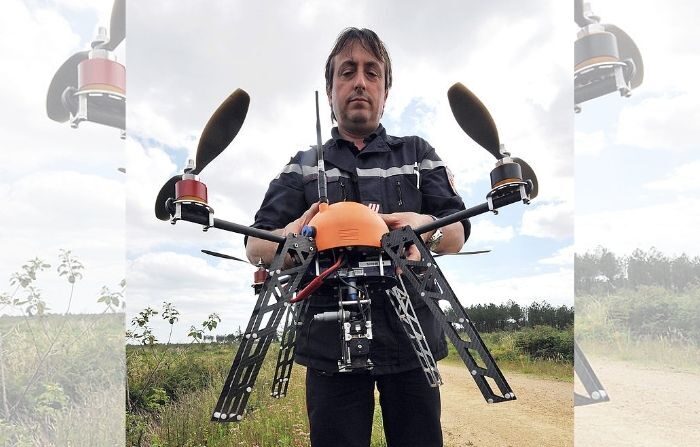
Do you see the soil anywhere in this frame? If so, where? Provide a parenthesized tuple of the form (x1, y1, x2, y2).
(573, 357, 700, 447)
(438, 363, 573, 447)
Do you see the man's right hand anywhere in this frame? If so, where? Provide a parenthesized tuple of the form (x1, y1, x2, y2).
(247, 202, 320, 266)
(282, 202, 320, 237)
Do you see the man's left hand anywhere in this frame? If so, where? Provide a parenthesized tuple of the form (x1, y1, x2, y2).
(379, 212, 434, 262)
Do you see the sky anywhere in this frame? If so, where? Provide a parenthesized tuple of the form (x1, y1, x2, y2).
(2, 0, 697, 344)
(0, 0, 125, 319)
(575, 0, 700, 258)
(123, 0, 573, 342)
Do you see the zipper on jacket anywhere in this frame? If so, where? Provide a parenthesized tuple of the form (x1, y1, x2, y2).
(396, 180, 403, 207)
(339, 180, 347, 201)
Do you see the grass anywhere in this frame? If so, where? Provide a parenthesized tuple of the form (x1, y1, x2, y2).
(576, 288, 700, 373)
(128, 343, 389, 446)
(577, 333, 700, 373)
(0, 313, 125, 446)
(127, 327, 573, 446)
(443, 329, 574, 382)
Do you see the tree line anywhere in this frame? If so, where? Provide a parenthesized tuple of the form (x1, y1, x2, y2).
(575, 246, 700, 293)
(196, 301, 573, 343)
(447, 300, 574, 333)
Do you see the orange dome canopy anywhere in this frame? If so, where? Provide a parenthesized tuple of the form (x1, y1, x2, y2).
(307, 202, 389, 252)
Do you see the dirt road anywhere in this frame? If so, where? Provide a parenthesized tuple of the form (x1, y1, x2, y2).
(574, 357, 700, 447)
(438, 363, 573, 447)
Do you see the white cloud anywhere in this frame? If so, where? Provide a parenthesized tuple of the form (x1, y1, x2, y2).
(0, 170, 125, 314)
(521, 201, 573, 240)
(616, 93, 700, 151)
(445, 268, 574, 307)
(575, 130, 607, 157)
(576, 198, 700, 257)
(645, 160, 700, 192)
(470, 220, 515, 244)
(128, 251, 256, 342)
(539, 244, 574, 266)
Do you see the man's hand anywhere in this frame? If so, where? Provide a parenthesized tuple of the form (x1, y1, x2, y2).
(379, 211, 466, 263)
(379, 212, 434, 263)
(283, 202, 320, 236)
(247, 202, 320, 267)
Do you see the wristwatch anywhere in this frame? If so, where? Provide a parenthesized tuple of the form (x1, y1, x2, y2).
(427, 216, 443, 252)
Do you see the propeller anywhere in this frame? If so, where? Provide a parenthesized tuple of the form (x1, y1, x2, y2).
(46, 0, 126, 122)
(447, 82, 502, 159)
(154, 175, 182, 220)
(201, 249, 252, 265)
(511, 157, 539, 199)
(603, 24, 644, 89)
(194, 89, 250, 175)
(46, 50, 90, 122)
(154, 89, 250, 220)
(97, 0, 126, 51)
(434, 249, 491, 258)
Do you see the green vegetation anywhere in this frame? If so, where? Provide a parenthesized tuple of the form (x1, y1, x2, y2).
(127, 322, 573, 446)
(0, 252, 125, 446)
(126, 342, 391, 447)
(443, 326, 574, 382)
(458, 300, 574, 332)
(576, 247, 700, 371)
(577, 286, 700, 370)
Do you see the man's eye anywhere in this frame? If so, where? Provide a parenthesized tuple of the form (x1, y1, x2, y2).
(341, 70, 354, 76)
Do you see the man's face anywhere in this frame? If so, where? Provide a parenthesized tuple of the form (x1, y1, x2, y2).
(328, 42, 388, 137)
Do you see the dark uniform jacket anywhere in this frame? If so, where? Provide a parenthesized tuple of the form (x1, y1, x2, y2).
(249, 124, 470, 374)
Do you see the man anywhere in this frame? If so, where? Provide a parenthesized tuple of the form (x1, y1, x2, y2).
(246, 28, 470, 447)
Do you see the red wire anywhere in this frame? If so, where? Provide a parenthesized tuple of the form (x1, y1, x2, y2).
(290, 255, 344, 303)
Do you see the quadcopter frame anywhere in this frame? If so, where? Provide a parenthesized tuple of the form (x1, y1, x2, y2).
(168, 175, 529, 421)
(155, 83, 543, 422)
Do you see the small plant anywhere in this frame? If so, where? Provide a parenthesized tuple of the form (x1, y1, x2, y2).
(1, 252, 124, 445)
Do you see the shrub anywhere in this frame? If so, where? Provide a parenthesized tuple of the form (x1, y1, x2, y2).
(514, 325, 573, 361)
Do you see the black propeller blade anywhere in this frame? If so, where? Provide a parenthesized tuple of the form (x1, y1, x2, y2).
(447, 82, 502, 159)
(511, 157, 539, 199)
(154, 89, 250, 220)
(434, 250, 491, 258)
(98, 0, 126, 51)
(193, 89, 250, 174)
(46, 50, 90, 122)
(154, 175, 181, 220)
(603, 24, 644, 89)
(201, 249, 251, 265)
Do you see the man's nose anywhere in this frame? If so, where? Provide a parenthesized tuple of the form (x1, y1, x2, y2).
(354, 72, 367, 90)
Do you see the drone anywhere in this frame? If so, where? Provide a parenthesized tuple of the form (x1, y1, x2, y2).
(574, 0, 644, 112)
(46, 0, 126, 138)
(155, 83, 540, 422)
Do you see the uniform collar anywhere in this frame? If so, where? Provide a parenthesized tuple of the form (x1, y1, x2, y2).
(329, 124, 404, 155)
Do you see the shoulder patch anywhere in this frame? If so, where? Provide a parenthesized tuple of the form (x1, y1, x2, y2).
(446, 166, 460, 196)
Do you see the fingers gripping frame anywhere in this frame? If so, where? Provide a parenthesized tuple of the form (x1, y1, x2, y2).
(381, 227, 516, 403)
(212, 234, 315, 422)
(574, 340, 610, 406)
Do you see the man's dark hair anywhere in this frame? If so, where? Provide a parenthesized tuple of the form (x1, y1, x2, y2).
(325, 28, 392, 121)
